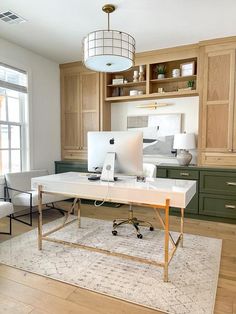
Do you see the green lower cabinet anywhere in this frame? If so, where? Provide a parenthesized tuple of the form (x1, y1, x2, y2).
(55, 161, 88, 174)
(171, 193, 198, 214)
(199, 193, 236, 219)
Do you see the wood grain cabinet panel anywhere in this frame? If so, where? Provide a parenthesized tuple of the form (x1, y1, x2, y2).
(60, 62, 111, 160)
(199, 43, 236, 166)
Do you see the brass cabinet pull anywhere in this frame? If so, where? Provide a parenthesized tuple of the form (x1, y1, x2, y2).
(225, 204, 236, 209)
(180, 172, 190, 176)
(226, 182, 236, 186)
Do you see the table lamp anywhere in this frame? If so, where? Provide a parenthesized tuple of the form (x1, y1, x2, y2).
(173, 133, 196, 166)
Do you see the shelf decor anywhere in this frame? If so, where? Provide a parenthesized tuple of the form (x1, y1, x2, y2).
(82, 4, 135, 73)
(180, 61, 195, 76)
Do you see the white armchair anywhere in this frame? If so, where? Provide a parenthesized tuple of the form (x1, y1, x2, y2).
(0, 201, 14, 235)
(5, 170, 67, 226)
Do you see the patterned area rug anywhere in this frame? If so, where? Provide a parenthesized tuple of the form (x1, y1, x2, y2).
(0, 217, 222, 314)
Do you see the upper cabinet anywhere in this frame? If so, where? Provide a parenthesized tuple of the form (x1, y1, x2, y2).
(198, 40, 236, 167)
(105, 45, 199, 102)
(60, 62, 110, 160)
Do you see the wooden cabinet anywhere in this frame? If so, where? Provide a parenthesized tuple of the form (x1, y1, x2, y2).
(198, 41, 236, 166)
(60, 62, 110, 160)
(55, 161, 236, 222)
(199, 170, 236, 218)
(105, 45, 199, 102)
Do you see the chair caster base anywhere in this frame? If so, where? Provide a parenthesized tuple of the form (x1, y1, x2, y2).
(112, 230, 118, 236)
(150, 226, 154, 231)
(137, 234, 143, 239)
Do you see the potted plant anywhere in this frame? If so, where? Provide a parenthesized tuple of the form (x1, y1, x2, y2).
(155, 64, 166, 79)
(187, 80, 194, 90)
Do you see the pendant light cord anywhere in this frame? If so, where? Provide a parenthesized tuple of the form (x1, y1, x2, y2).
(108, 12, 110, 31)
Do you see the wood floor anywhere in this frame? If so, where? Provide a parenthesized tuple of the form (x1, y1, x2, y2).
(0, 203, 235, 314)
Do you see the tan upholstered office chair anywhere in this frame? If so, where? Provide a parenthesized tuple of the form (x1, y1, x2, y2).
(112, 163, 157, 239)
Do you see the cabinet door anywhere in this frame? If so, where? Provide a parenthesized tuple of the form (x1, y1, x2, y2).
(80, 72, 100, 149)
(61, 71, 81, 151)
(201, 48, 235, 152)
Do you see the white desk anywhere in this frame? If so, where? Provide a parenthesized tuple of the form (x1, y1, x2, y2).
(32, 172, 196, 282)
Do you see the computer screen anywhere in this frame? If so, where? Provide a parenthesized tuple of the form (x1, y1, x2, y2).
(87, 131, 143, 181)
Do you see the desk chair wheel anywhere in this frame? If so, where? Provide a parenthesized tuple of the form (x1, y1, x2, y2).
(137, 234, 143, 239)
(112, 230, 118, 236)
(150, 226, 154, 231)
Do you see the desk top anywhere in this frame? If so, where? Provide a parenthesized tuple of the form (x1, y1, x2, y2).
(32, 172, 196, 208)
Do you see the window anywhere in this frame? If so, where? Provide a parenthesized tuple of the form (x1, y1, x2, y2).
(0, 63, 28, 174)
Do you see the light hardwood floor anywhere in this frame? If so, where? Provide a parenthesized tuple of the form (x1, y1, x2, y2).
(0, 203, 235, 314)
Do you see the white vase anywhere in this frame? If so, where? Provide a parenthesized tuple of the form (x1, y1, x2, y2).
(157, 74, 165, 79)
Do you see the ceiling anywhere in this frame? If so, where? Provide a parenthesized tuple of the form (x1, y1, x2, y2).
(0, 0, 235, 64)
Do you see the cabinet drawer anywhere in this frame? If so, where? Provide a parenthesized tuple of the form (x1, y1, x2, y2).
(167, 169, 199, 180)
(199, 194, 236, 219)
(201, 152, 236, 167)
(62, 149, 87, 160)
(156, 168, 167, 178)
(200, 171, 236, 195)
(55, 164, 88, 174)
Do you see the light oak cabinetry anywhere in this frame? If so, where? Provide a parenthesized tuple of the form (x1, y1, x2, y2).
(105, 45, 199, 102)
(60, 62, 110, 160)
(199, 40, 236, 167)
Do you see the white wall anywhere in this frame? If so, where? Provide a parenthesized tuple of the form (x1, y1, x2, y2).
(111, 96, 199, 164)
(0, 37, 60, 174)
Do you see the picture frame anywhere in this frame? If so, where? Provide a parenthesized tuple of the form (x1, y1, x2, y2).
(180, 61, 195, 76)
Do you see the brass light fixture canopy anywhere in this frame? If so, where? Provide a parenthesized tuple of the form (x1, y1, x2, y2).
(82, 3, 135, 72)
(102, 4, 115, 14)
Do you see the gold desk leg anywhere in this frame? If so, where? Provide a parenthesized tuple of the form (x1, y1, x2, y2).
(164, 199, 170, 282)
(38, 185, 43, 250)
(180, 208, 184, 248)
(78, 199, 81, 228)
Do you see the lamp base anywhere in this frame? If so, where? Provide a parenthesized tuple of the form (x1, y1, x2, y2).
(177, 150, 192, 166)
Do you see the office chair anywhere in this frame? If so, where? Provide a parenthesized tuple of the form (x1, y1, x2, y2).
(112, 163, 156, 239)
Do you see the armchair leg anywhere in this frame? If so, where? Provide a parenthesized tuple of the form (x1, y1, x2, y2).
(12, 203, 33, 227)
(0, 215, 12, 235)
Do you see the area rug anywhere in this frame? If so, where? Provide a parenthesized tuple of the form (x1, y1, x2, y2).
(0, 217, 222, 314)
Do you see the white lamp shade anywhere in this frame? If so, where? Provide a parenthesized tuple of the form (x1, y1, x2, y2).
(83, 30, 135, 72)
(173, 133, 196, 150)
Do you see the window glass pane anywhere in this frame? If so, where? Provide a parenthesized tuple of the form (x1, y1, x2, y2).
(6, 89, 19, 98)
(11, 150, 21, 172)
(0, 95, 7, 121)
(0, 65, 27, 87)
(8, 96, 20, 122)
(10, 125, 21, 148)
(0, 124, 9, 148)
(0, 150, 9, 174)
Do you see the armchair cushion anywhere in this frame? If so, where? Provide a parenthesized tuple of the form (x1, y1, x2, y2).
(13, 190, 66, 207)
(5, 170, 49, 199)
(0, 201, 14, 219)
(5, 170, 68, 206)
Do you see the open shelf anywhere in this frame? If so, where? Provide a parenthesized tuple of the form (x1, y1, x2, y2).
(105, 57, 198, 102)
(106, 89, 198, 102)
(107, 81, 146, 88)
(150, 75, 197, 84)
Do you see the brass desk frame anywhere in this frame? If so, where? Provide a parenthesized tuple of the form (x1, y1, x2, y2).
(37, 185, 184, 282)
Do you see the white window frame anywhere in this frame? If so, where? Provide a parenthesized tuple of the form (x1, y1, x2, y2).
(0, 62, 29, 174)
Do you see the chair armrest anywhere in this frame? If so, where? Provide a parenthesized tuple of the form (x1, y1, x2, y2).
(0, 197, 11, 201)
(5, 186, 32, 195)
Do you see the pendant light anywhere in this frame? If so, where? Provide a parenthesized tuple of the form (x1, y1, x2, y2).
(83, 4, 135, 72)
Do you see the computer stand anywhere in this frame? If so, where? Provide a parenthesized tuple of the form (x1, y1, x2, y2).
(100, 152, 116, 182)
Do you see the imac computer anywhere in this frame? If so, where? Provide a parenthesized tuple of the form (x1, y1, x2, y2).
(87, 131, 143, 181)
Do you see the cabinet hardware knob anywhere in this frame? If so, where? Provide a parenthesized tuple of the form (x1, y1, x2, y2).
(225, 204, 236, 209)
(180, 172, 190, 176)
(226, 182, 236, 186)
